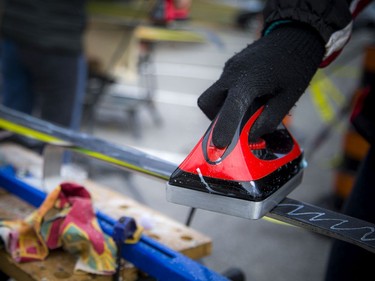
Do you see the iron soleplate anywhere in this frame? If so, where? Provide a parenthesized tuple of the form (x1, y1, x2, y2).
(166, 170, 303, 219)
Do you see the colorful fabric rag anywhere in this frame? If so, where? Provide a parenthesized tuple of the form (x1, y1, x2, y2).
(0, 182, 117, 275)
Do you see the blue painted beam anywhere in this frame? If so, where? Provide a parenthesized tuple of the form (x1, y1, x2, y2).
(0, 165, 228, 281)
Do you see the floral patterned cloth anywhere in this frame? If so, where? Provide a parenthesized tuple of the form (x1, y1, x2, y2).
(0, 182, 116, 275)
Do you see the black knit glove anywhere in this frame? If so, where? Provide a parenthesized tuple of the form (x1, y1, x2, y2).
(198, 24, 325, 148)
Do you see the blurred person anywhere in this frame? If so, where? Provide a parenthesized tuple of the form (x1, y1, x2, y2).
(0, 6, 87, 281)
(0, 0, 87, 131)
(0, 1, 4, 96)
(197, 1, 375, 280)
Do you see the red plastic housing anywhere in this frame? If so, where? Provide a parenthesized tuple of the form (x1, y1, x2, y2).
(177, 108, 302, 182)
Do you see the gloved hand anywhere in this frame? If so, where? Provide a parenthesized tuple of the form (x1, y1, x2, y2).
(198, 24, 325, 148)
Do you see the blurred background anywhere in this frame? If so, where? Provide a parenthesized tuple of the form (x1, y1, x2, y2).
(1, 1, 375, 280)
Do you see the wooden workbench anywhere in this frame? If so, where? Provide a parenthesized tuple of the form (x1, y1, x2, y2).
(0, 143, 212, 281)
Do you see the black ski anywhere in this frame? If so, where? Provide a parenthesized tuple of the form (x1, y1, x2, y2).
(0, 105, 374, 253)
(270, 198, 375, 253)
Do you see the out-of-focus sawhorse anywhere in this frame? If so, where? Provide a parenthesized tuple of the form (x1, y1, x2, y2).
(84, 19, 206, 139)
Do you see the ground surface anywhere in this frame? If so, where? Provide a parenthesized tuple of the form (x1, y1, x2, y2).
(82, 18, 372, 281)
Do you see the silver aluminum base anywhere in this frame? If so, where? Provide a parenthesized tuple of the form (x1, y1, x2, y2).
(166, 171, 303, 219)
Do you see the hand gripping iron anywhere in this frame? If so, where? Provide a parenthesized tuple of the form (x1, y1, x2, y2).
(166, 106, 306, 219)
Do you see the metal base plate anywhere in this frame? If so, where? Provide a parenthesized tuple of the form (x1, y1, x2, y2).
(166, 171, 303, 219)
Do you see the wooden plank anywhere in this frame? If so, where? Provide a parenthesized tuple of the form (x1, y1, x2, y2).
(0, 190, 138, 281)
(134, 26, 206, 43)
(0, 249, 138, 281)
(85, 179, 212, 260)
(0, 143, 212, 280)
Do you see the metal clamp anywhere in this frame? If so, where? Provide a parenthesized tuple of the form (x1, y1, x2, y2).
(42, 144, 88, 193)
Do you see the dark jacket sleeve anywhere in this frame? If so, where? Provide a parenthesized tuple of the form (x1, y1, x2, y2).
(263, 0, 372, 67)
(1, 0, 86, 54)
